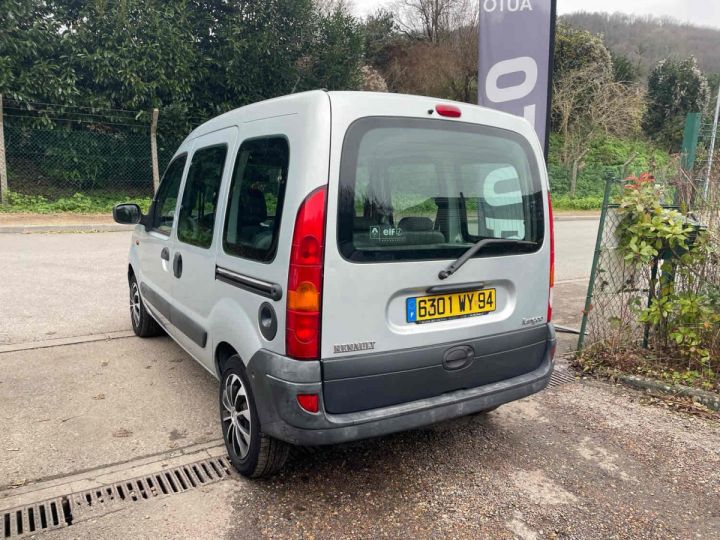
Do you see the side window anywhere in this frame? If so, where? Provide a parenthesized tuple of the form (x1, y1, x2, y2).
(223, 137, 289, 262)
(151, 155, 186, 235)
(177, 145, 228, 249)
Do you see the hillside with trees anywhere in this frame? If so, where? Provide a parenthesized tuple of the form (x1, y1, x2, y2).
(359, 3, 714, 207)
(561, 12, 720, 81)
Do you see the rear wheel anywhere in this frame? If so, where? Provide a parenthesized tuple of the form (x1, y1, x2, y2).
(220, 358, 289, 478)
(129, 274, 163, 337)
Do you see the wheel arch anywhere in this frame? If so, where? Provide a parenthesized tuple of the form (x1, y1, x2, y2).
(215, 341, 240, 378)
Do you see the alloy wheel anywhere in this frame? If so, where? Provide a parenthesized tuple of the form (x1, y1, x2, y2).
(221, 373, 252, 459)
(130, 282, 141, 327)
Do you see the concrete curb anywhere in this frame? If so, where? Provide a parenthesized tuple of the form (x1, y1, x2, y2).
(0, 330, 135, 354)
(617, 374, 720, 412)
(0, 440, 225, 510)
(554, 215, 600, 221)
(0, 224, 133, 234)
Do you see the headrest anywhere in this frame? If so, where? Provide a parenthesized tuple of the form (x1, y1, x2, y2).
(239, 188, 267, 226)
(398, 216, 433, 232)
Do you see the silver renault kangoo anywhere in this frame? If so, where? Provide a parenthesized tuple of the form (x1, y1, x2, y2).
(113, 90, 556, 477)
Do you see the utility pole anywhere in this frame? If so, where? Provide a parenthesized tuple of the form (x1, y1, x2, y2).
(705, 83, 720, 198)
(0, 95, 7, 206)
(150, 108, 160, 193)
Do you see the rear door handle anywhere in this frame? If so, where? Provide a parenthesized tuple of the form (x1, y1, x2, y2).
(173, 252, 183, 278)
(160, 247, 170, 261)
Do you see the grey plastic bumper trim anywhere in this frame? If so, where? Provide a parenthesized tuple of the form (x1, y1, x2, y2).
(246, 325, 556, 446)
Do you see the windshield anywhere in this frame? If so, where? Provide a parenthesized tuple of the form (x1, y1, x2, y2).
(337, 117, 544, 262)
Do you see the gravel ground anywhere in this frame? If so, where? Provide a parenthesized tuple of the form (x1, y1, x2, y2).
(218, 379, 720, 539)
(38, 374, 720, 539)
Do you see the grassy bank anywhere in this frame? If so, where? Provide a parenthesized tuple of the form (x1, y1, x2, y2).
(0, 192, 152, 214)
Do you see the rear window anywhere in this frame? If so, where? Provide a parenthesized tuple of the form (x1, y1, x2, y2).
(337, 117, 544, 262)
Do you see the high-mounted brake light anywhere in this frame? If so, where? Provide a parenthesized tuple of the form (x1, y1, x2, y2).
(286, 187, 327, 360)
(547, 191, 555, 323)
(435, 104, 462, 118)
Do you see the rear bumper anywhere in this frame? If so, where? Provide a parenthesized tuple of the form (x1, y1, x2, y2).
(246, 325, 556, 446)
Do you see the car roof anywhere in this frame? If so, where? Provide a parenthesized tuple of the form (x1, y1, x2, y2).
(182, 90, 537, 151)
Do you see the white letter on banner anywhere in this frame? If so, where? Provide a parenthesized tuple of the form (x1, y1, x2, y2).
(485, 56, 538, 102)
(483, 0, 497, 12)
(523, 104, 536, 126)
(521, 0, 533, 10)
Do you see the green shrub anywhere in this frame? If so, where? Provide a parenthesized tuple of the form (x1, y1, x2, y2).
(551, 195, 604, 210)
(0, 191, 152, 214)
(547, 133, 673, 199)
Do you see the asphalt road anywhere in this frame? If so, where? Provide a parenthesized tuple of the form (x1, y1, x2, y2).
(0, 220, 597, 346)
(3, 220, 718, 539)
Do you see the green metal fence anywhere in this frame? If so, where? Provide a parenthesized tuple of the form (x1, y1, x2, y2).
(577, 173, 720, 356)
(0, 99, 194, 208)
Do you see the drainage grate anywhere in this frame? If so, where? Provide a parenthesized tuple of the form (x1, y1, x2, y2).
(2, 456, 233, 538)
(549, 365, 576, 387)
(2, 498, 66, 538)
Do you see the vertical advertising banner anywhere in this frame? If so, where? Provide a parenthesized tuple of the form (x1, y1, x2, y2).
(478, 0, 556, 157)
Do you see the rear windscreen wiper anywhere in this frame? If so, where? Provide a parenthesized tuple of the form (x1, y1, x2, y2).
(438, 238, 538, 280)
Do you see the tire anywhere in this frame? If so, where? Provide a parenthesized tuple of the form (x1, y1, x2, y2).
(220, 357, 289, 478)
(129, 274, 163, 337)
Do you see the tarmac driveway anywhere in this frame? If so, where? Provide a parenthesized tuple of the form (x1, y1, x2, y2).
(1, 223, 718, 539)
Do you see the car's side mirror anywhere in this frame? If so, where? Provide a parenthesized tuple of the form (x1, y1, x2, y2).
(113, 203, 143, 225)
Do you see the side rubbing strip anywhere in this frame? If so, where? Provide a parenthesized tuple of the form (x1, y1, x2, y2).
(215, 266, 283, 301)
(139, 282, 171, 320)
(171, 308, 208, 348)
(139, 282, 207, 348)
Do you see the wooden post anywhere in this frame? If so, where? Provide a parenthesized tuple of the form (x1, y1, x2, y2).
(150, 108, 160, 193)
(0, 94, 8, 206)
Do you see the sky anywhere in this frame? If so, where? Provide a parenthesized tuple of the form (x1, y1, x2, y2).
(351, 0, 720, 30)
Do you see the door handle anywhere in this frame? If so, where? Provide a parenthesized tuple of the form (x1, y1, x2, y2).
(160, 247, 170, 261)
(173, 252, 183, 278)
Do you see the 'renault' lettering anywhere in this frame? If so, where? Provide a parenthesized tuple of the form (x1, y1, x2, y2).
(334, 341, 376, 354)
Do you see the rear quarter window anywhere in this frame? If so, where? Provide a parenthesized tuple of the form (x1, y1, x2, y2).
(337, 117, 544, 262)
(222, 136, 289, 263)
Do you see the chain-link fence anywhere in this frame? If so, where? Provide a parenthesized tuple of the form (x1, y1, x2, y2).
(0, 98, 195, 210)
(578, 166, 720, 359)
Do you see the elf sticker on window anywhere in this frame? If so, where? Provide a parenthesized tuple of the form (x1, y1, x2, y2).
(370, 225, 405, 243)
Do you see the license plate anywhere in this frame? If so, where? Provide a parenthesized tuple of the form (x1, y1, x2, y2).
(406, 289, 497, 323)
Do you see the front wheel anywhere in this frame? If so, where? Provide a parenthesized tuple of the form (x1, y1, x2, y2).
(220, 358, 289, 478)
(129, 274, 163, 337)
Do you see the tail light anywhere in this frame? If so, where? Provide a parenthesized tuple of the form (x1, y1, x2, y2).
(547, 191, 555, 323)
(286, 187, 327, 359)
(296, 393, 319, 413)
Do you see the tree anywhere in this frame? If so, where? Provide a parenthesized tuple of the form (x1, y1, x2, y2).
(643, 56, 710, 150)
(395, 0, 465, 44)
(0, 0, 77, 103)
(612, 52, 641, 85)
(383, 0, 477, 102)
(69, 0, 200, 111)
(553, 64, 645, 197)
(362, 9, 400, 72)
(1, 0, 364, 121)
(553, 22, 613, 83)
